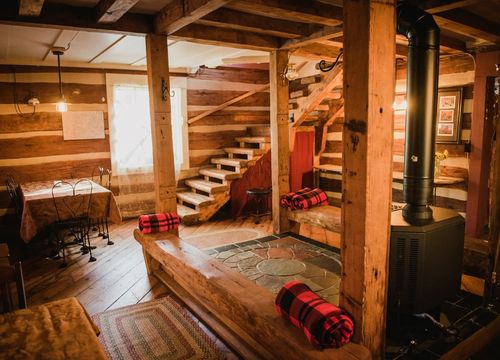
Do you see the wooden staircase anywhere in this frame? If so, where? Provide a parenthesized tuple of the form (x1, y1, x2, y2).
(177, 126, 270, 225)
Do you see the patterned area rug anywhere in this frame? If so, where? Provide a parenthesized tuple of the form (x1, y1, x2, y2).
(91, 297, 230, 360)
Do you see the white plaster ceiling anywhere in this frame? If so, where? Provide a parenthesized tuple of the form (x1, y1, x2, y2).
(0, 23, 269, 71)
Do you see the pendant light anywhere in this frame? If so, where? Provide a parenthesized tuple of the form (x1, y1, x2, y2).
(52, 47, 68, 112)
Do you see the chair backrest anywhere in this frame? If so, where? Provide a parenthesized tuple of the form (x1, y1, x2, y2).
(91, 166, 104, 186)
(5, 176, 22, 216)
(51, 179, 94, 222)
(0, 258, 27, 313)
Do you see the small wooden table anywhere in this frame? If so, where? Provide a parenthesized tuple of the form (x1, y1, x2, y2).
(0, 297, 107, 360)
(19, 179, 122, 243)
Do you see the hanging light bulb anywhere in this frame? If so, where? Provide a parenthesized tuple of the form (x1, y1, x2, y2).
(52, 47, 67, 113)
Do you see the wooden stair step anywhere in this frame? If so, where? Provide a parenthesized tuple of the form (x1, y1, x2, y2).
(185, 179, 228, 194)
(224, 147, 267, 156)
(177, 191, 214, 207)
(176, 204, 201, 224)
(235, 136, 270, 144)
(199, 167, 241, 180)
(211, 157, 253, 168)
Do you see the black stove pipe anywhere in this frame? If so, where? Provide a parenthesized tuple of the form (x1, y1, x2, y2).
(397, 3, 440, 223)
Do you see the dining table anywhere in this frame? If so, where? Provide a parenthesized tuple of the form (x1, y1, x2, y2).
(19, 179, 122, 243)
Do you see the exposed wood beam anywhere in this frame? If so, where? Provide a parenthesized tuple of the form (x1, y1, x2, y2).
(341, 0, 395, 357)
(226, 0, 343, 27)
(95, 0, 140, 23)
(171, 23, 279, 51)
(421, 0, 483, 14)
(145, 34, 178, 216)
(292, 43, 341, 61)
(281, 26, 343, 50)
(0, 0, 153, 35)
(188, 84, 270, 125)
(88, 35, 127, 63)
(18, 0, 44, 16)
(155, 0, 232, 35)
(197, 7, 315, 39)
(434, 9, 500, 44)
(270, 49, 290, 233)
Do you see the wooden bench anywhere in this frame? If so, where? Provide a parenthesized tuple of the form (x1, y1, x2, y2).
(134, 229, 370, 360)
(288, 205, 342, 234)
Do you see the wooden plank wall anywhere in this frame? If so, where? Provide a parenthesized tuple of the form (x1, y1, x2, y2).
(0, 69, 111, 221)
(317, 54, 474, 214)
(186, 66, 270, 167)
(0, 65, 270, 221)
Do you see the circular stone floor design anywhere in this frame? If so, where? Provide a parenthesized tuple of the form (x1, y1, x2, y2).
(257, 259, 306, 276)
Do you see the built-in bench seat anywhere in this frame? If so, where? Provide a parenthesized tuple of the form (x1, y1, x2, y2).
(288, 205, 342, 234)
(134, 229, 369, 360)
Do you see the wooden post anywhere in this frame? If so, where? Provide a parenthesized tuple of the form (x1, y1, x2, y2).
(341, 1, 395, 358)
(145, 34, 178, 218)
(270, 49, 290, 233)
(465, 51, 499, 237)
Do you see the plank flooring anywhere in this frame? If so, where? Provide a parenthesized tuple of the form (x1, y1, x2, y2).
(21, 216, 273, 314)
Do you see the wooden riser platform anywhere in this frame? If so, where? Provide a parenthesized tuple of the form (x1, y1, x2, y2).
(134, 229, 370, 360)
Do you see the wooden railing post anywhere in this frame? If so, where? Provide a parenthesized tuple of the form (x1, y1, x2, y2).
(341, 1, 396, 358)
(145, 34, 178, 223)
(270, 49, 290, 233)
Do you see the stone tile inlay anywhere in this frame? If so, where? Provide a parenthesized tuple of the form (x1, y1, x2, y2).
(205, 234, 341, 304)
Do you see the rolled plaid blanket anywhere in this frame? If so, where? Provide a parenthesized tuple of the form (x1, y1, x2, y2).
(275, 281, 354, 348)
(291, 188, 328, 210)
(280, 187, 312, 208)
(138, 212, 180, 234)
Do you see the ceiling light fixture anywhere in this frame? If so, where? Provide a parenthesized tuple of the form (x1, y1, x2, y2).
(52, 47, 68, 112)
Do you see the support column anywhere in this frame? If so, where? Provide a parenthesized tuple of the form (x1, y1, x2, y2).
(341, 1, 395, 358)
(270, 49, 290, 234)
(145, 34, 177, 215)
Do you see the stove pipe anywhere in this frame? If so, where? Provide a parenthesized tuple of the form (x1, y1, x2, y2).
(397, 4, 440, 224)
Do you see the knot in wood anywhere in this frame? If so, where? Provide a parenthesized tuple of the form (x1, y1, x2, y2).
(346, 119, 367, 134)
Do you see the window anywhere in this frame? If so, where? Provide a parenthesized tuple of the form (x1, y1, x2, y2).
(106, 74, 188, 177)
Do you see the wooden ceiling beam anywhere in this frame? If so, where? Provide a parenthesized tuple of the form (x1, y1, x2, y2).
(281, 26, 343, 50)
(95, 0, 140, 23)
(434, 9, 500, 43)
(18, 0, 44, 16)
(197, 8, 314, 39)
(171, 23, 279, 51)
(226, 0, 343, 27)
(291, 43, 341, 61)
(0, 0, 153, 35)
(421, 0, 483, 14)
(155, 0, 232, 35)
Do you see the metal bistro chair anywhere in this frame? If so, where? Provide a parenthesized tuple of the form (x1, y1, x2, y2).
(5, 176, 22, 219)
(51, 179, 96, 267)
(90, 167, 113, 246)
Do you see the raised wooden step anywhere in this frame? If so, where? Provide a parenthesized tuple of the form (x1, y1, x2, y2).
(235, 136, 270, 144)
(177, 191, 214, 207)
(185, 179, 228, 194)
(199, 167, 241, 181)
(176, 204, 201, 224)
(211, 157, 253, 168)
(224, 147, 267, 158)
(248, 126, 270, 137)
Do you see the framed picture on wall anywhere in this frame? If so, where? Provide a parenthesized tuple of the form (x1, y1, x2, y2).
(436, 88, 462, 144)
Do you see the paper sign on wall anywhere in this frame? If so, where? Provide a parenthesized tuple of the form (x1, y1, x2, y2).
(62, 111, 105, 140)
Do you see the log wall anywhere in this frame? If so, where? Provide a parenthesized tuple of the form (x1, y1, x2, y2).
(0, 65, 270, 221)
(316, 54, 475, 215)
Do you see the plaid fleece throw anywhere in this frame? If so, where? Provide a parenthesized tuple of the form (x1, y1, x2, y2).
(280, 188, 312, 208)
(291, 188, 328, 210)
(138, 212, 180, 234)
(275, 281, 354, 348)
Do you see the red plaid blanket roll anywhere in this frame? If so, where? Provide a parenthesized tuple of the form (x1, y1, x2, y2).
(291, 188, 328, 210)
(280, 188, 312, 208)
(275, 281, 354, 348)
(138, 212, 180, 234)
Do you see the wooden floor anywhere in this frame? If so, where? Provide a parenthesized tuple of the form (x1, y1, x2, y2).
(22, 216, 273, 315)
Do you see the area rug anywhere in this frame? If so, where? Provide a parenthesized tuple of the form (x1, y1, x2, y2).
(183, 228, 267, 250)
(91, 297, 227, 360)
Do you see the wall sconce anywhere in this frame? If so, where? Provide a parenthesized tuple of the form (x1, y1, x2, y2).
(52, 47, 68, 112)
